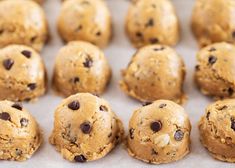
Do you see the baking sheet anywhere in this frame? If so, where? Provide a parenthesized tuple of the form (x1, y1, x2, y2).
(1, 0, 234, 168)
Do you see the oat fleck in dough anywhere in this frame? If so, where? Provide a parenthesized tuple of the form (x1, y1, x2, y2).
(127, 100, 191, 164)
(195, 42, 235, 99)
(0, 0, 48, 51)
(0, 45, 47, 101)
(125, 0, 180, 48)
(199, 99, 235, 163)
(53, 41, 111, 97)
(191, 0, 235, 47)
(0, 100, 42, 161)
(120, 44, 186, 104)
(58, 0, 112, 48)
(49, 93, 124, 162)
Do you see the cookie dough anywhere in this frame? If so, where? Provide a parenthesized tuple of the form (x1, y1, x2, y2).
(120, 44, 186, 104)
(0, 100, 42, 161)
(58, 0, 112, 48)
(53, 41, 111, 97)
(0, 45, 47, 101)
(199, 99, 235, 162)
(195, 42, 235, 99)
(191, 0, 235, 47)
(125, 0, 180, 48)
(49, 93, 124, 162)
(0, 0, 48, 51)
(127, 100, 191, 164)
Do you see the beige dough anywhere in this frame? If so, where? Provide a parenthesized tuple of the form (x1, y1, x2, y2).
(195, 42, 235, 99)
(191, 0, 235, 47)
(0, 100, 42, 161)
(53, 41, 111, 97)
(120, 44, 186, 104)
(0, 0, 48, 51)
(0, 45, 47, 101)
(199, 99, 235, 162)
(127, 100, 191, 164)
(125, 0, 180, 48)
(49, 93, 124, 162)
(58, 0, 112, 48)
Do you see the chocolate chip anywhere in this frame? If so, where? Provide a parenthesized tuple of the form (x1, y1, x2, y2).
(27, 83, 36, 90)
(74, 155, 87, 163)
(72, 77, 80, 83)
(83, 57, 93, 68)
(99, 105, 108, 111)
(206, 112, 210, 120)
(15, 149, 22, 156)
(159, 104, 167, 108)
(149, 38, 159, 44)
(0, 112, 11, 121)
(151, 149, 158, 155)
(228, 88, 234, 96)
(195, 65, 200, 71)
(76, 25, 83, 31)
(145, 18, 154, 27)
(174, 130, 184, 141)
(150, 121, 162, 132)
(129, 128, 134, 139)
(96, 31, 101, 36)
(208, 47, 216, 52)
(68, 101, 80, 110)
(80, 121, 92, 134)
(217, 105, 228, 110)
(21, 50, 31, 58)
(20, 118, 29, 127)
(153, 47, 164, 51)
(3, 59, 14, 70)
(136, 32, 143, 38)
(231, 118, 235, 131)
(12, 103, 23, 110)
(208, 55, 217, 65)
(142, 102, 152, 106)
(232, 31, 235, 38)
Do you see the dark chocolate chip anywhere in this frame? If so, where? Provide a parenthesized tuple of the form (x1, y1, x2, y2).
(153, 47, 164, 51)
(80, 121, 92, 134)
(217, 105, 228, 110)
(99, 105, 108, 111)
(68, 101, 80, 110)
(208, 47, 216, 52)
(174, 130, 184, 141)
(151, 149, 158, 155)
(149, 38, 159, 44)
(159, 104, 167, 108)
(228, 88, 234, 96)
(83, 57, 93, 68)
(3, 59, 14, 70)
(136, 32, 143, 38)
(21, 50, 31, 58)
(74, 155, 87, 163)
(12, 103, 23, 110)
(150, 121, 162, 132)
(27, 83, 37, 90)
(96, 31, 101, 36)
(72, 77, 80, 83)
(231, 119, 235, 131)
(232, 31, 235, 38)
(142, 102, 152, 106)
(129, 128, 134, 139)
(195, 65, 200, 71)
(208, 55, 217, 65)
(145, 18, 154, 27)
(30, 36, 37, 43)
(206, 112, 210, 120)
(0, 112, 11, 121)
(20, 118, 29, 127)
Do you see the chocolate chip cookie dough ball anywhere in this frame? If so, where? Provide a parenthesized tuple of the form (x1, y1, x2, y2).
(58, 0, 112, 48)
(0, 45, 47, 101)
(0, 100, 42, 161)
(120, 44, 186, 104)
(0, 0, 48, 51)
(53, 41, 111, 97)
(127, 100, 191, 164)
(191, 0, 235, 47)
(49, 93, 124, 162)
(199, 99, 235, 162)
(125, 0, 180, 48)
(195, 42, 235, 99)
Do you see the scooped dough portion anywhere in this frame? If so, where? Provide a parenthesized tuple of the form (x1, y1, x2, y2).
(125, 0, 180, 48)
(120, 44, 186, 104)
(53, 41, 111, 97)
(0, 100, 42, 161)
(0, 45, 47, 101)
(195, 42, 235, 99)
(49, 93, 124, 162)
(199, 99, 235, 162)
(191, 0, 235, 47)
(58, 0, 112, 48)
(127, 100, 191, 164)
(0, 0, 48, 51)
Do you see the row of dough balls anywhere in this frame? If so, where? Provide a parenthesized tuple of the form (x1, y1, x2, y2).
(1, 93, 235, 164)
(1, 0, 235, 51)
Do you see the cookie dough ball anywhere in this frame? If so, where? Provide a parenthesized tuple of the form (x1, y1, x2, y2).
(120, 44, 186, 104)
(49, 93, 124, 162)
(0, 100, 42, 161)
(53, 41, 111, 97)
(0, 0, 48, 51)
(191, 0, 235, 47)
(0, 45, 47, 101)
(127, 100, 191, 164)
(58, 0, 112, 48)
(199, 99, 235, 162)
(195, 42, 235, 99)
(125, 0, 180, 48)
